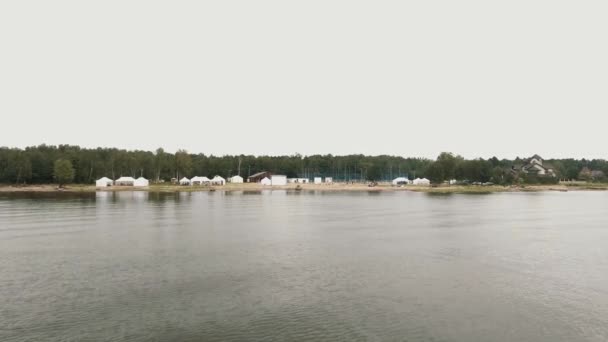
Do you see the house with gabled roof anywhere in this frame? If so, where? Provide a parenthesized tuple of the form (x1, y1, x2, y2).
(513, 155, 556, 177)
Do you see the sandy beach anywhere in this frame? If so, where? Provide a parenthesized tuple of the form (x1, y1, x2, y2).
(1, 182, 607, 194)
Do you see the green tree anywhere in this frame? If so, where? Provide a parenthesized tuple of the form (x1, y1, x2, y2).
(366, 164, 382, 181)
(53, 159, 74, 187)
(175, 149, 193, 179)
(426, 162, 444, 184)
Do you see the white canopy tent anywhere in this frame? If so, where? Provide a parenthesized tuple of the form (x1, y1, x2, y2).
(260, 177, 271, 186)
(392, 177, 410, 186)
(413, 178, 430, 186)
(191, 176, 210, 185)
(314, 177, 322, 184)
(230, 175, 244, 183)
(179, 177, 191, 185)
(115, 176, 135, 186)
(95, 177, 113, 187)
(211, 176, 226, 186)
(134, 177, 149, 187)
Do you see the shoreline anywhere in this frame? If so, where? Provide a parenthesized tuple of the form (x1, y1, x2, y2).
(1, 183, 608, 194)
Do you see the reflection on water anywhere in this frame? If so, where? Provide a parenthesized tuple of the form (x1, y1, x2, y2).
(2, 191, 608, 342)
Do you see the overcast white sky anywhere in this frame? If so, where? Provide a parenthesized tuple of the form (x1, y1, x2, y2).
(1, 1, 607, 159)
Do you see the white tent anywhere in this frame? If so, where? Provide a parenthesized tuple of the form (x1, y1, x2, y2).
(413, 178, 430, 186)
(179, 177, 191, 185)
(115, 176, 135, 186)
(314, 177, 322, 184)
(271, 175, 287, 186)
(325, 177, 333, 183)
(191, 176, 210, 185)
(392, 177, 410, 186)
(134, 177, 149, 187)
(260, 177, 271, 186)
(95, 177, 113, 187)
(211, 176, 225, 185)
(230, 175, 244, 183)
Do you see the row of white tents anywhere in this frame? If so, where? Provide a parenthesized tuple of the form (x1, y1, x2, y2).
(98, 175, 432, 188)
(392, 177, 431, 186)
(96, 177, 149, 187)
(179, 175, 231, 186)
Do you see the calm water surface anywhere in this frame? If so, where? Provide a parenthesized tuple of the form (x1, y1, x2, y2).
(1, 191, 608, 341)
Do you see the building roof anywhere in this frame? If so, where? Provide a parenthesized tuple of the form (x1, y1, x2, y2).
(530, 154, 543, 160)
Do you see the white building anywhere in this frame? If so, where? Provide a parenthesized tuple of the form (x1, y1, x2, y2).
(95, 177, 113, 187)
(271, 175, 287, 186)
(179, 177, 191, 185)
(115, 176, 135, 186)
(325, 177, 333, 183)
(260, 177, 272, 186)
(413, 178, 430, 186)
(314, 177, 322, 184)
(211, 176, 226, 186)
(392, 177, 410, 186)
(230, 175, 244, 183)
(134, 177, 149, 187)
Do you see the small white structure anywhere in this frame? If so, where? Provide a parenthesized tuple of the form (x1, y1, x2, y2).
(448, 179, 458, 185)
(392, 177, 410, 186)
(413, 178, 431, 186)
(211, 176, 226, 186)
(134, 177, 149, 187)
(95, 177, 113, 187)
(179, 177, 191, 185)
(325, 177, 333, 183)
(230, 175, 244, 183)
(260, 177, 272, 186)
(271, 175, 287, 186)
(191, 176, 210, 185)
(115, 176, 135, 186)
(314, 177, 322, 184)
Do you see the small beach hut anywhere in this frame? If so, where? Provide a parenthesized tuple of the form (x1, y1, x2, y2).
(230, 175, 244, 183)
(260, 177, 271, 186)
(271, 175, 287, 186)
(115, 176, 135, 186)
(211, 176, 226, 186)
(314, 177, 322, 184)
(392, 177, 410, 186)
(179, 177, 191, 185)
(134, 177, 149, 187)
(95, 177, 113, 187)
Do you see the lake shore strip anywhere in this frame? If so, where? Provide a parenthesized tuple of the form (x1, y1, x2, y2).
(2, 183, 608, 193)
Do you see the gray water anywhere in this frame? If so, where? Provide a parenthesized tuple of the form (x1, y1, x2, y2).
(1, 191, 608, 342)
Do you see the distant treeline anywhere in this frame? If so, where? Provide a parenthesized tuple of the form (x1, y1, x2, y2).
(0, 145, 607, 185)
